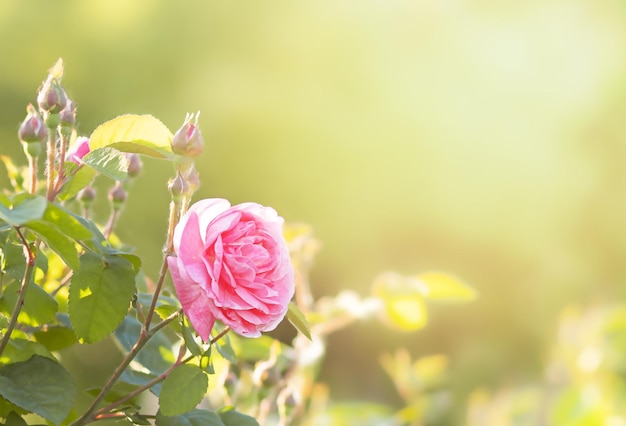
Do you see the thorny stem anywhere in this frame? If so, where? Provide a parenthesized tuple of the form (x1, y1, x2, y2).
(54, 130, 69, 193)
(0, 228, 36, 357)
(69, 308, 183, 426)
(45, 128, 56, 201)
(93, 346, 192, 418)
(210, 326, 231, 345)
(103, 209, 120, 240)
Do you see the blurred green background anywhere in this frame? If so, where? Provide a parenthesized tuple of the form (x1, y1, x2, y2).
(2, 0, 626, 420)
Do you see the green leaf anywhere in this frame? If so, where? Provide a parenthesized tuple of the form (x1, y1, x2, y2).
(3, 239, 27, 282)
(81, 147, 129, 181)
(89, 114, 174, 160)
(159, 365, 208, 416)
(182, 321, 203, 356)
(287, 302, 312, 340)
(0, 196, 47, 226)
(214, 332, 236, 364)
(119, 369, 162, 396)
(114, 315, 175, 375)
(156, 409, 225, 426)
(229, 335, 276, 362)
(0, 280, 58, 327)
(0, 155, 27, 193)
(0, 339, 55, 365)
(417, 271, 477, 302)
(58, 165, 96, 202)
(23, 220, 79, 270)
(218, 408, 259, 426)
(34, 325, 78, 352)
(0, 355, 75, 425)
(69, 253, 137, 343)
(40, 202, 93, 241)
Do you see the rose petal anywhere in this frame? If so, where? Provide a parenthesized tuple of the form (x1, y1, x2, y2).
(168, 256, 215, 342)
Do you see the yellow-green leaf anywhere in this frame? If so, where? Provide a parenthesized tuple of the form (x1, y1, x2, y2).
(287, 302, 312, 340)
(381, 294, 428, 332)
(89, 114, 173, 159)
(417, 272, 477, 302)
(372, 272, 429, 332)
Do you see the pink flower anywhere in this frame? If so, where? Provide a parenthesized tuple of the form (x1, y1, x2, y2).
(66, 137, 90, 163)
(168, 198, 294, 340)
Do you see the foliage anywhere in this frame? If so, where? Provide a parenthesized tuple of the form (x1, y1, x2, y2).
(466, 304, 626, 425)
(0, 60, 475, 425)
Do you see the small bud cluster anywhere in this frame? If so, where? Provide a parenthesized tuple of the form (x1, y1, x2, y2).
(169, 112, 204, 206)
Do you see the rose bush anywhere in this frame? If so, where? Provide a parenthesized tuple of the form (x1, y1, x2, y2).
(168, 198, 294, 339)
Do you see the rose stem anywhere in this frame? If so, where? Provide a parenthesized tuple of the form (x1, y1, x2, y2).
(144, 198, 180, 332)
(27, 154, 37, 194)
(93, 344, 190, 417)
(68, 308, 183, 426)
(45, 127, 57, 201)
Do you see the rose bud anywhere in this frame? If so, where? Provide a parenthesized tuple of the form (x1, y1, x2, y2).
(167, 199, 295, 340)
(77, 186, 96, 208)
(168, 172, 189, 202)
(19, 104, 48, 144)
(126, 153, 143, 178)
(59, 99, 76, 128)
(108, 181, 127, 210)
(183, 164, 201, 194)
(37, 75, 67, 115)
(171, 112, 204, 158)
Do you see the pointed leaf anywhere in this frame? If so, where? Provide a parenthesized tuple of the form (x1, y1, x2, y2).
(182, 321, 203, 356)
(287, 302, 311, 340)
(69, 253, 136, 343)
(81, 147, 129, 181)
(0, 355, 75, 425)
(58, 165, 96, 201)
(4, 411, 28, 426)
(159, 365, 208, 416)
(156, 409, 225, 426)
(89, 114, 174, 159)
(23, 220, 79, 270)
(214, 332, 236, 364)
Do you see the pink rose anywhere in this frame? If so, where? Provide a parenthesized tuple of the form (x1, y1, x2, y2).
(168, 198, 294, 340)
(66, 136, 91, 163)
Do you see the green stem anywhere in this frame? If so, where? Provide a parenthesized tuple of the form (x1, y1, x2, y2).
(0, 229, 36, 357)
(68, 308, 183, 426)
(28, 154, 38, 194)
